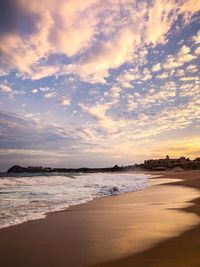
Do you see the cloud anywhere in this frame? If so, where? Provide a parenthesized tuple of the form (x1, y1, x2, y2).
(177, 45, 196, 63)
(180, 76, 199, 81)
(192, 30, 200, 44)
(31, 88, 38, 94)
(135, 81, 177, 108)
(79, 101, 129, 135)
(141, 68, 152, 81)
(0, 0, 98, 77)
(0, 0, 199, 83)
(186, 64, 198, 73)
(116, 68, 139, 88)
(195, 46, 200, 55)
(39, 86, 51, 92)
(44, 92, 56, 98)
(0, 83, 12, 93)
(163, 55, 183, 69)
(179, 83, 199, 97)
(1, 110, 125, 170)
(0, 111, 85, 170)
(0, 0, 36, 36)
(61, 98, 71, 106)
(110, 86, 121, 100)
(163, 44, 196, 70)
(77, 79, 188, 146)
(144, 0, 178, 45)
(30, 65, 61, 80)
(115, 65, 154, 87)
(0, 111, 80, 150)
(75, 27, 141, 83)
(180, 0, 200, 15)
(0, 68, 8, 77)
(1, 1, 200, 171)
(175, 69, 185, 77)
(152, 63, 161, 72)
(156, 72, 169, 79)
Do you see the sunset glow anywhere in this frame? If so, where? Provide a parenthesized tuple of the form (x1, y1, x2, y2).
(0, 0, 200, 170)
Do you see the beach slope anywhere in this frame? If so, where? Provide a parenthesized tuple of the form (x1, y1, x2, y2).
(0, 170, 200, 267)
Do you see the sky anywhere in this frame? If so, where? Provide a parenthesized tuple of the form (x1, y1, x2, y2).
(0, 0, 200, 171)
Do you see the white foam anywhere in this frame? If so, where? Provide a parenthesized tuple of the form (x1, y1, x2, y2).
(0, 172, 151, 229)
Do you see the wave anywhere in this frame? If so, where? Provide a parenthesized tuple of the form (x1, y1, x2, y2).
(0, 172, 151, 229)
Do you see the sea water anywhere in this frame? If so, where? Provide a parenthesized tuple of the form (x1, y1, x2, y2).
(0, 172, 150, 229)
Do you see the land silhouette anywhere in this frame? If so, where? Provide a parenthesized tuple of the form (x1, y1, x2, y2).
(7, 155, 200, 173)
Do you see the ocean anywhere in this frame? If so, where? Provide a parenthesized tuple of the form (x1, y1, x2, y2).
(0, 172, 150, 229)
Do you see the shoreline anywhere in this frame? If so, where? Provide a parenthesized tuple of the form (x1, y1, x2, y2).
(92, 170, 200, 267)
(0, 170, 200, 267)
(0, 171, 151, 230)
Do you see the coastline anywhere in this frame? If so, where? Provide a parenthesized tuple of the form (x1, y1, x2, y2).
(0, 170, 200, 267)
(92, 170, 200, 267)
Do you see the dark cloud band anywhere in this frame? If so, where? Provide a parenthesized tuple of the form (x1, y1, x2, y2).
(0, 0, 38, 38)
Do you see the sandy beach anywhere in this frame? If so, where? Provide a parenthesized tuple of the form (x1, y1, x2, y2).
(0, 170, 200, 267)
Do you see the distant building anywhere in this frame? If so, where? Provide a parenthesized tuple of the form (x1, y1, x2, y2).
(143, 155, 198, 170)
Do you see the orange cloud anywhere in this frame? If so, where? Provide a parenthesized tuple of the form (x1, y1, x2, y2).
(0, 0, 199, 83)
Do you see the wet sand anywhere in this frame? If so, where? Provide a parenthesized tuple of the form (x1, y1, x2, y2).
(0, 170, 200, 267)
